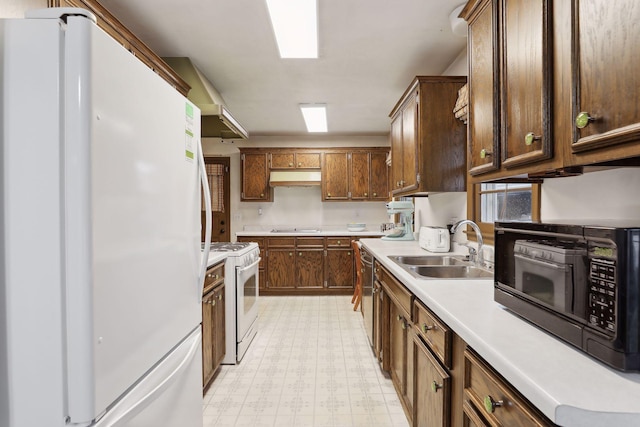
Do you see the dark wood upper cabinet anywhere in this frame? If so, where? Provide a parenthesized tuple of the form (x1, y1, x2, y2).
(462, 0, 501, 176)
(500, 0, 553, 168)
(571, 0, 640, 154)
(322, 152, 350, 200)
(389, 76, 467, 195)
(240, 152, 272, 202)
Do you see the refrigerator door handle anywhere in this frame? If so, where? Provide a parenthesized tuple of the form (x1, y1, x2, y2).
(93, 329, 202, 427)
(198, 138, 212, 300)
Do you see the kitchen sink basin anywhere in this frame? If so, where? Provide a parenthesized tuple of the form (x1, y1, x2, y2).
(407, 265, 493, 279)
(389, 255, 470, 266)
(389, 254, 493, 280)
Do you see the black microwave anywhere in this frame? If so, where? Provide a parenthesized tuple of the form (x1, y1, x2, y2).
(494, 220, 640, 371)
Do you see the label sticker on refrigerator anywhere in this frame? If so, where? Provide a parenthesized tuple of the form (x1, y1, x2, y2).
(185, 102, 195, 162)
(185, 128, 195, 161)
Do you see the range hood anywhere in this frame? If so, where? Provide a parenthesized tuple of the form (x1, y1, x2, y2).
(269, 171, 322, 187)
(163, 57, 248, 140)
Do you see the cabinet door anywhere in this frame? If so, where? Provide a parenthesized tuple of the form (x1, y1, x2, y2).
(466, 0, 501, 175)
(500, 0, 552, 168)
(270, 152, 295, 169)
(389, 302, 407, 399)
(266, 249, 296, 289)
(349, 152, 370, 200)
(370, 151, 389, 200)
(241, 152, 271, 201)
(571, 0, 640, 153)
(212, 285, 226, 370)
(401, 93, 419, 192)
(414, 334, 451, 427)
(323, 152, 349, 200)
(295, 152, 321, 168)
(201, 290, 215, 390)
(296, 249, 324, 288)
(390, 114, 404, 193)
(325, 248, 354, 289)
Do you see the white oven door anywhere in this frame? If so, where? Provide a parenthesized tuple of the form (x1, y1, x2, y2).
(236, 257, 260, 358)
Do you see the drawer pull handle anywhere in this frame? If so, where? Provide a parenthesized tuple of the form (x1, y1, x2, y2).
(483, 395, 503, 414)
(431, 381, 443, 393)
(479, 148, 492, 159)
(421, 323, 434, 333)
(289, 162, 294, 167)
(524, 132, 541, 146)
(211, 300, 216, 306)
(575, 111, 595, 129)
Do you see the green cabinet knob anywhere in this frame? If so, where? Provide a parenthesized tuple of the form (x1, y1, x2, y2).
(524, 132, 540, 146)
(483, 395, 503, 414)
(479, 148, 492, 159)
(576, 111, 594, 129)
(431, 380, 442, 393)
(421, 323, 434, 333)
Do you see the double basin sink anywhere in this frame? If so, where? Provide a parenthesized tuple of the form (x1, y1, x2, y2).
(389, 255, 493, 279)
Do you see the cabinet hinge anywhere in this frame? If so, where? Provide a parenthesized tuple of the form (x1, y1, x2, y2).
(324, 250, 327, 256)
(241, 154, 245, 161)
(416, 173, 420, 183)
(324, 280, 328, 287)
(225, 166, 229, 173)
(348, 191, 352, 198)
(241, 192, 245, 198)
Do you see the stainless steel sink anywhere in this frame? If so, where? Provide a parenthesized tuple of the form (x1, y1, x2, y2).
(388, 254, 493, 280)
(407, 265, 493, 279)
(389, 255, 470, 266)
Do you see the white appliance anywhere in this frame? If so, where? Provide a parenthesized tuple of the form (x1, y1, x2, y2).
(419, 226, 451, 252)
(207, 242, 260, 364)
(0, 9, 211, 427)
(382, 201, 415, 240)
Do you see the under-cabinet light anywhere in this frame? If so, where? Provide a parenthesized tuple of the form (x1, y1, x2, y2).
(300, 104, 327, 133)
(265, 0, 318, 58)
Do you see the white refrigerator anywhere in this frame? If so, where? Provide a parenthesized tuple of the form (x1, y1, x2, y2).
(0, 8, 211, 427)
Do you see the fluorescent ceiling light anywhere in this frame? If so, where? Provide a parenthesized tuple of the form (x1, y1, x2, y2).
(300, 104, 327, 132)
(266, 0, 318, 58)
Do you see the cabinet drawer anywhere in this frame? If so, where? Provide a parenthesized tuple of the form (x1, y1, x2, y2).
(296, 237, 324, 247)
(326, 237, 352, 248)
(267, 237, 295, 247)
(377, 265, 412, 319)
(464, 349, 552, 427)
(203, 262, 225, 295)
(414, 300, 452, 369)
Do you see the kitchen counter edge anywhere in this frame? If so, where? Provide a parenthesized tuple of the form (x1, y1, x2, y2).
(359, 238, 640, 427)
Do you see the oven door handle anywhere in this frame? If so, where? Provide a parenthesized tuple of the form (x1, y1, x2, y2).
(237, 258, 261, 276)
(514, 253, 568, 270)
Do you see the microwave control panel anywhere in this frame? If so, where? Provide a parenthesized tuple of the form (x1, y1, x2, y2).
(588, 258, 616, 334)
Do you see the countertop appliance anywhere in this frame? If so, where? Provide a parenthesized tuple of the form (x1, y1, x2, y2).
(1, 9, 210, 427)
(419, 226, 451, 252)
(382, 201, 415, 240)
(495, 220, 640, 371)
(208, 242, 261, 364)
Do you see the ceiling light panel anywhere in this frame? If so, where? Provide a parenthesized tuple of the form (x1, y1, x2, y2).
(300, 104, 327, 132)
(266, 0, 318, 58)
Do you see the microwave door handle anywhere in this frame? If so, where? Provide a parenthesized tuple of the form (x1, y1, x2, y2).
(514, 253, 569, 271)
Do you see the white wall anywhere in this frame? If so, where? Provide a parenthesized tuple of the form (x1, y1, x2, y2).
(202, 135, 391, 239)
(0, 0, 45, 18)
(541, 167, 640, 221)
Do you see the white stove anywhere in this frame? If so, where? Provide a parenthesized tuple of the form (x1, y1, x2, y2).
(207, 241, 260, 364)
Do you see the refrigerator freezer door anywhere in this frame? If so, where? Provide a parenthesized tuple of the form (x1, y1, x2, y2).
(94, 328, 203, 427)
(61, 17, 202, 423)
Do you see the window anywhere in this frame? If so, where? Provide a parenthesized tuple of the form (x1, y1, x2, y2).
(467, 182, 541, 244)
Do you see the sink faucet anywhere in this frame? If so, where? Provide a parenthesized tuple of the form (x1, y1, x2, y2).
(450, 220, 484, 267)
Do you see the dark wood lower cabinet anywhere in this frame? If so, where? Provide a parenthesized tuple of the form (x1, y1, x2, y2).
(414, 333, 451, 427)
(202, 282, 225, 393)
(375, 262, 555, 427)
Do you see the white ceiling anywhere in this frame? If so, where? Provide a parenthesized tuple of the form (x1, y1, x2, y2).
(101, 0, 468, 137)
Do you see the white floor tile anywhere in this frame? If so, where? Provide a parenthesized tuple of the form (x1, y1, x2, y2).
(204, 295, 408, 426)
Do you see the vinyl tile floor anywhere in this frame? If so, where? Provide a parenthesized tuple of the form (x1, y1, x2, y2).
(202, 295, 410, 427)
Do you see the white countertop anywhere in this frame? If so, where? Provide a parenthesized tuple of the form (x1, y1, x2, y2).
(360, 238, 640, 427)
(236, 226, 385, 237)
(206, 251, 227, 267)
